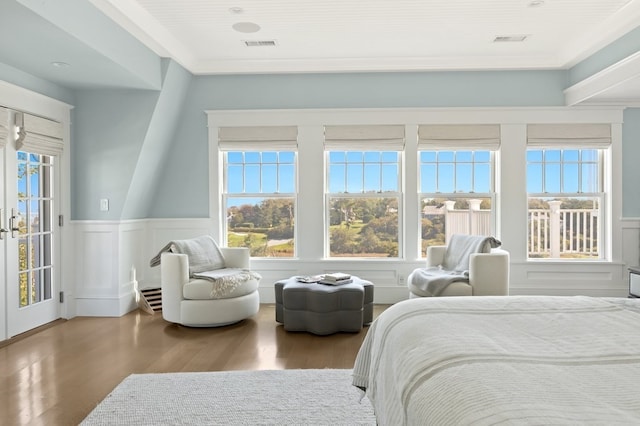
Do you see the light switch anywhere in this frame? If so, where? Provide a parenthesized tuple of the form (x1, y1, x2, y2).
(100, 198, 109, 212)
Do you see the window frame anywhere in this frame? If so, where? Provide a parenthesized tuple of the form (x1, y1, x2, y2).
(222, 149, 298, 258)
(324, 149, 403, 259)
(526, 147, 607, 261)
(417, 149, 497, 258)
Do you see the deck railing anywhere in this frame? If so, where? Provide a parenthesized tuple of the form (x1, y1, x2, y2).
(422, 199, 599, 258)
(528, 201, 599, 258)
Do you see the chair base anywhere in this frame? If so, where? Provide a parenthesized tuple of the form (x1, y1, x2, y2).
(169, 291, 260, 327)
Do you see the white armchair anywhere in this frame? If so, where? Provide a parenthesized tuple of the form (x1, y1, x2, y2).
(161, 247, 260, 327)
(408, 245, 510, 297)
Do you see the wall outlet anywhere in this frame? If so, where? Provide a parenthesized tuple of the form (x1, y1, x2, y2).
(398, 275, 405, 285)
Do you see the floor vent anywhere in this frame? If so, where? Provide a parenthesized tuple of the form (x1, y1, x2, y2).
(138, 287, 162, 314)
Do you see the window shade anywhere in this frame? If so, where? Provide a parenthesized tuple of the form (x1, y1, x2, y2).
(0, 107, 8, 149)
(418, 124, 501, 150)
(324, 125, 405, 151)
(527, 123, 611, 148)
(15, 112, 64, 156)
(218, 126, 298, 151)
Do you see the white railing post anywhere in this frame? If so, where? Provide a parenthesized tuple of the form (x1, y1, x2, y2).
(444, 200, 456, 244)
(469, 199, 481, 234)
(548, 201, 562, 258)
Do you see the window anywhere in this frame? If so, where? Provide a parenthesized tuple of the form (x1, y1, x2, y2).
(418, 150, 494, 256)
(527, 149, 602, 259)
(417, 124, 499, 257)
(324, 125, 404, 258)
(220, 126, 297, 258)
(526, 123, 610, 260)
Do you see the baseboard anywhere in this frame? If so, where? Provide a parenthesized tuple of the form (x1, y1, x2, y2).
(75, 293, 138, 317)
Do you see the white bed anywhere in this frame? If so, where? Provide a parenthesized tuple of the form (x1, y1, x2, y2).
(352, 295, 640, 425)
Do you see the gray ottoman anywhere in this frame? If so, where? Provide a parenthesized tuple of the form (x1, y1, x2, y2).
(274, 276, 374, 335)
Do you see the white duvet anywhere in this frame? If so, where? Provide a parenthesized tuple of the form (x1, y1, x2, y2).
(352, 296, 640, 425)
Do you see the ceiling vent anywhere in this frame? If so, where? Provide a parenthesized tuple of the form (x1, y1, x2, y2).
(493, 35, 528, 42)
(244, 40, 277, 47)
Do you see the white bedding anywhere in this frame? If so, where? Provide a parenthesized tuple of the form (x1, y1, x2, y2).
(352, 296, 640, 425)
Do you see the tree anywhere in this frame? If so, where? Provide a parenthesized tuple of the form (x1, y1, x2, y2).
(359, 227, 381, 253)
(330, 227, 353, 254)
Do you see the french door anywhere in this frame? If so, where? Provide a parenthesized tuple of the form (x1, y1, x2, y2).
(3, 137, 60, 337)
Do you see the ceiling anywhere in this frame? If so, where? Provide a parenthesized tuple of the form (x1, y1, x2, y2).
(1, 0, 640, 105)
(91, 0, 640, 75)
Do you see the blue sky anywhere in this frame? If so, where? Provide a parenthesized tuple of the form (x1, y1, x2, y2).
(225, 149, 599, 208)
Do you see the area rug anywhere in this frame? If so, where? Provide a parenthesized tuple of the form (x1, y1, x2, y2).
(81, 368, 375, 425)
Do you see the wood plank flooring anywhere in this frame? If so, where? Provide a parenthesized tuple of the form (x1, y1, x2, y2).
(0, 304, 389, 426)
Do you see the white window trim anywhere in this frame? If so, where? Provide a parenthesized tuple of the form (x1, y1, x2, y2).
(221, 145, 298, 256)
(207, 107, 625, 300)
(525, 146, 608, 261)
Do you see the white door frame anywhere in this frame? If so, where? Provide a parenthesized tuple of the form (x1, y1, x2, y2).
(0, 80, 73, 341)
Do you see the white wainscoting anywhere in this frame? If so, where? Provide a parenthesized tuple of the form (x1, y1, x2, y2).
(621, 218, 640, 293)
(74, 220, 146, 316)
(73, 218, 216, 317)
(509, 261, 627, 297)
(71, 218, 638, 318)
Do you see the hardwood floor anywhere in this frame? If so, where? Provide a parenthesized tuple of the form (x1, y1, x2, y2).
(0, 304, 389, 426)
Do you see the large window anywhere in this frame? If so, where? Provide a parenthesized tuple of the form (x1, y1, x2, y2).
(417, 124, 499, 257)
(418, 150, 494, 256)
(527, 149, 602, 259)
(220, 126, 297, 257)
(526, 123, 610, 260)
(327, 151, 400, 258)
(325, 125, 404, 258)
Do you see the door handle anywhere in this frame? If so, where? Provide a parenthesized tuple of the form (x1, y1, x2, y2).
(0, 208, 7, 240)
(9, 208, 20, 238)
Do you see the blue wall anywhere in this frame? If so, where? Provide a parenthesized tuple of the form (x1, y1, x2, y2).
(1, 59, 639, 221)
(0, 62, 75, 106)
(623, 108, 640, 217)
(148, 70, 568, 218)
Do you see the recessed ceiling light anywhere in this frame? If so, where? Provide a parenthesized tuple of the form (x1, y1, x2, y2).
(493, 35, 529, 42)
(232, 22, 261, 33)
(51, 61, 70, 68)
(228, 7, 243, 14)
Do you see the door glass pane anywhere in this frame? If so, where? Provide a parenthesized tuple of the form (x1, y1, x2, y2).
(16, 151, 54, 307)
(19, 272, 28, 307)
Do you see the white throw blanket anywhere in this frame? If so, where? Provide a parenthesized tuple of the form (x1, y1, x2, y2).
(149, 235, 260, 298)
(353, 296, 640, 425)
(407, 266, 469, 296)
(194, 268, 261, 299)
(409, 235, 501, 296)
(149, 235, 225, 273)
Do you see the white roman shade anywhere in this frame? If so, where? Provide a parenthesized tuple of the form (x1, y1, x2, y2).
(418, 124, 501, 150)
(15, 112, 64, 156)
(218, 126, 298, 151)
(0, 107, 8, 149)
(527, 123, 611, 148)
(324, 125, 405, 150)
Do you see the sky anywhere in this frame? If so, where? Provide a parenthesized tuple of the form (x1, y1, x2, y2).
(225, 148, 600, 208)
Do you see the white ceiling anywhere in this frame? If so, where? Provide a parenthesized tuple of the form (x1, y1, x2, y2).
(1, 0, 639, 105)
(91, 0, 640, 75)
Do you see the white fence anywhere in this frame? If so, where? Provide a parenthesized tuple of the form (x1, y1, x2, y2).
(423, 199, 599, 258)
(529, 201, 599, 258)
